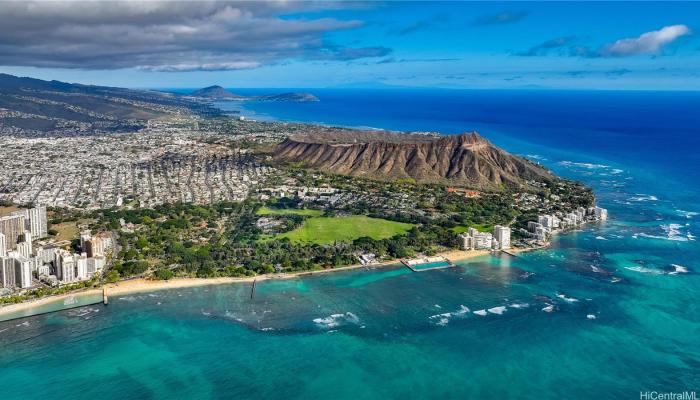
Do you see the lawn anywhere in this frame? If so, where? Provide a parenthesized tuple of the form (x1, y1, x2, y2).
(277, 215, 413, 245)
(451, 224, 493, 234)
(256, 206, 323, 217)
(0, 205, 21, 217)
(51, 221, 81, 240)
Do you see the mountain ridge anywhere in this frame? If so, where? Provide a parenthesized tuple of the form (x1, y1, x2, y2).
(275, 130, 553, 189)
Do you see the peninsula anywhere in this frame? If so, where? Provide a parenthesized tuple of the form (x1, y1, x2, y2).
(0, 74, 604, 314)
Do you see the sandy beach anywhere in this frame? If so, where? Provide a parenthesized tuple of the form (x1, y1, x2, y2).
(0, 288, 104, 318)
(0, 247, 506, 318)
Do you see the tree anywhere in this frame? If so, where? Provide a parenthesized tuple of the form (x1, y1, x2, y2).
(105, 270, 120, 283)
(153, 268, 174, 280)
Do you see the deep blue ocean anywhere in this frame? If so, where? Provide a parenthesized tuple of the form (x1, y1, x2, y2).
(1, 89, 698, 399)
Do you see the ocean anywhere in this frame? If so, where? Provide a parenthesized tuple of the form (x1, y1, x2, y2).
(1, 89, 698, 399)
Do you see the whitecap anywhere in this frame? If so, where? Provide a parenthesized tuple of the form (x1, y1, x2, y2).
(668, 264, 689, 275)
(624, 266, 664, 275)
(313, 312, 361, 329)
(509, 302, 529, 309)
(595, 236, 607, 240)
(541, 304, 555, 313)
(676, 210, 698, 219)
(628, 194, 658, 202)
(429, 305, 470, 326)
(587, 314, 597, 320)
(473, 309, 488, 316)
(558, 161, 610, 170)
(556, 293, 579, 303)
(487, 306, 507, 315)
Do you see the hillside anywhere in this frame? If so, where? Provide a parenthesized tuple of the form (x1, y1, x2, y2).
(275, 130, 553, 189)
(190, 86, 318, 102)
(0, 73, 217, 135)
(190, 85, 244, 100)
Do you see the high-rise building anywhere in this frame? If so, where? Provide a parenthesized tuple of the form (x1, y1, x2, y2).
(0, 255, 16, 288)
(11, 206, 47, 239)
(87, 256, 106, 276)
(13, 256, 33, 289)
(84, 232, 111, 257)
(0, 214, 25, 250)
(593, 206, 608, 221)
(493, 225, 511, 250)
(54, 250, 76, 283)
(28, 206, 48, 238)
(0, 232, 6, 258)
(80, 231, 92, 252)
(459, 227, 494, 250)
(75, 253, 88, 280)
(16, 241, 32, 259)
(538, 215, 555, 231)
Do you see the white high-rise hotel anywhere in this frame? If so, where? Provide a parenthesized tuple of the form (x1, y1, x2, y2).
(493, 225, 511, 250)
(11, 206, 48, 239)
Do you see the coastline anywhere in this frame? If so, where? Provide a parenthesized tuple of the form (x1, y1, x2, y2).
(0, 247, 501, 318)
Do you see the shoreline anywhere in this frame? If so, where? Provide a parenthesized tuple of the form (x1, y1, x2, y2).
(0, 247, 506, 318)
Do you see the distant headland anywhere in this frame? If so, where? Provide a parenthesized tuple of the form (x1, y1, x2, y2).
(189, 85, 319, 102)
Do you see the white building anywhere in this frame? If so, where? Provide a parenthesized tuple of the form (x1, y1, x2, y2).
(13, 255, 33, 289)
(0, 255, 15, 288)
(538, 215, 555, 231)
(37, 264, 51, 277)
(493, 225, 511, 250)
(10, 206, 47, 239)
(87, 256, 106, 276)
(591, 206, 608, 221)
(28, 206, 48, 238)
(54, 250, 76, 283)
(76, 253, 88, 280)
(0, 214, 25, 251)
(459, 227, 494, 250)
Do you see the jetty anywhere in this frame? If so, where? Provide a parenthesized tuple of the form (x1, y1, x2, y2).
(501, 250, 520, 258)
(402, 256, 455, 272)
(250, 279, 257, 300)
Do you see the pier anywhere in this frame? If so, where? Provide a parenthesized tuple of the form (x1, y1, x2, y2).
(250, 279, 257, 300)
(501, 250, 520, 258)
(402, 256, 455, 272)
(103, 288, 109, 305)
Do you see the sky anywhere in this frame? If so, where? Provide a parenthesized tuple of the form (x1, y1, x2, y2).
(0, 1, 698, 90)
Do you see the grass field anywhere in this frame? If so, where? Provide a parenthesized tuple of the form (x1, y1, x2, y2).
(451, 224, 493, 234)
(0, 205, 21, 217)
(51, 221, 81, 240)
(256, 206, 323, 217)
(277, 215, 413, 245)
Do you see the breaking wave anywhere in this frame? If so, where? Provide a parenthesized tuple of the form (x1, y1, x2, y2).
(313, 312, 361, 329)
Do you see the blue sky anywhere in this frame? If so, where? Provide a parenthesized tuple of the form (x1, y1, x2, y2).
(0, 1, 698, 90)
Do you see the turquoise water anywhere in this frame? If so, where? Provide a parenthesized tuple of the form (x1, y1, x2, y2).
(1, 90, 699, 398)
(0, 291, 104, 322)
(407, 260, 454, 271)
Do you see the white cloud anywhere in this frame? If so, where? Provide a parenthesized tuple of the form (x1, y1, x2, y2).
(601, 25, 690, 57)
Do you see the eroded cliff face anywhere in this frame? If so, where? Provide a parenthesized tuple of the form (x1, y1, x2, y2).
(275, 131, 553, 189)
